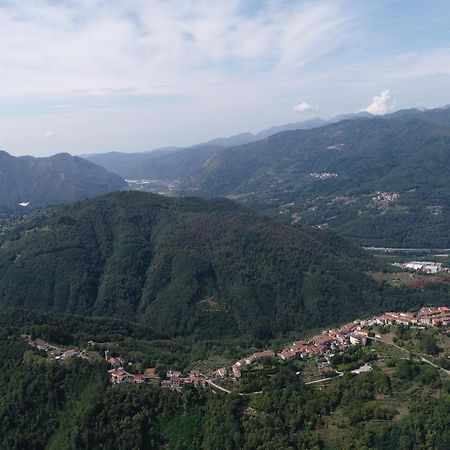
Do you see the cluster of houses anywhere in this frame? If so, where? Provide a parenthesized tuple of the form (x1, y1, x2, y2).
(211, 350, 276, 381)
(373, 306, 450, 327)
(393, 261, 449, 274)
(55, 349, 88, 361)
(309, 172, 338, 180)
(279, 321, 368, 362)
(210, 305, 450, 382)
(106, 355, 209, 392)
(372, 192, 400, 204)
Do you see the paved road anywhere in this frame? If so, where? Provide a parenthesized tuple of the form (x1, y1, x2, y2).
(207, 379, 232, 394)
(420, 356, 450, 376)
(207, 379, 262, 396)
(305, 372, 344, 385)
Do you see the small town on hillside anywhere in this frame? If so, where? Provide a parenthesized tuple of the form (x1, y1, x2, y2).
(26, 305, 450, 393)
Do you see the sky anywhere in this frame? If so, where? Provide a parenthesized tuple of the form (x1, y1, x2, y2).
(1, 0, 450, 156)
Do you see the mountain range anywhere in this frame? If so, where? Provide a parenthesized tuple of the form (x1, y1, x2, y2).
(82, 116, 333, 178)
(84, 106, 450, 247)
(180, 107, 450, 247)
(0, 151, 126, 213)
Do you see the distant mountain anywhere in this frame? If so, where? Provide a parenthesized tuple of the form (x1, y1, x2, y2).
(255, 117, 328, 139)
(180, 107, 450, 247)
(85, 147, 180, 176)
(0, 190, 396, 339)
(122, 144, 223, 181)
(81, 117, 331, 178)
(0, 151, 126, 213)
(196, 117, 328, 147)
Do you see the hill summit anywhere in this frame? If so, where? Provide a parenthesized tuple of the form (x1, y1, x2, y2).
(0, 150, 126, 212)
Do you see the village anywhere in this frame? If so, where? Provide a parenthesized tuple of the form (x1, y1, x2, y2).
(98, 305, 450, 390)
(25, 305, 450, 393)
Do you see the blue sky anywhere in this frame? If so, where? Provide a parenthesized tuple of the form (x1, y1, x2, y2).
(1, 0, 450, 156)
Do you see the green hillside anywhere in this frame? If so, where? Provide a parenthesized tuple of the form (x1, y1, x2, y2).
(0, 190, 403, 339)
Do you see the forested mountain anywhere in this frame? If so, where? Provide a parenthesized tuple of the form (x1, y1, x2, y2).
(0, 190, 413, 339)
(180, 107, 450, 247)
(0, 151, 126, 213)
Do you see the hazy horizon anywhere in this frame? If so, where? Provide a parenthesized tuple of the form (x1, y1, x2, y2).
(1, 0, 450, 157)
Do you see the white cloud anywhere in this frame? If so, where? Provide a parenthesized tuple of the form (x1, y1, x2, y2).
(292, 102, 318, 114)
(364, 90, 394, 115)
(44, 131, 56, 138)
(0, 1, 350, 99)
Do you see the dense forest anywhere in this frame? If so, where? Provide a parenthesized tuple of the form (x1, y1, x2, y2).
(0, 191, 448, 341)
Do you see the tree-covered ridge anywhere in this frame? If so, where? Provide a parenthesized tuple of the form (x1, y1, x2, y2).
(0, 150, 126, 213)
(0, 190, 391, 339)
(0, 191, 448, 341)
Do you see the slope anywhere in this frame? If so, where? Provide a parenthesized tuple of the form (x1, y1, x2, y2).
(0, 190, 396, 339)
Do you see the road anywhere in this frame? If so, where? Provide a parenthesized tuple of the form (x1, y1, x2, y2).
(420, 356, 450, 376)
(364, 247, 450, 253)
(207, 379, 262, 396)
(207, 379, 232, 394)
(305, 372, 344, 385)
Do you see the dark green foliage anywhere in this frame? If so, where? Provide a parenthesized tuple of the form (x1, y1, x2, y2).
(418, 333, 440, 355)
(0, 190, 412, 340)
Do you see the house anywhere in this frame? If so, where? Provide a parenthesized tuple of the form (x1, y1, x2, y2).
(167, 370, 181, 378)
(133, 374, 146, 384)
(319, 367, 336, 377)
(168, 376, 184, 391)
(231, 365, 241, 379)
(108, 356, 124, 368)
(108, 369, 132, 384)
(313, 335, 335, 347)
(188, 373, 207, 387)
(61, 349, 77, 360)
(349, 333, 367, 346)
(144, 367, 158, 377)
(244, 350, 276, 364)
(279, 349, 297, 361)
